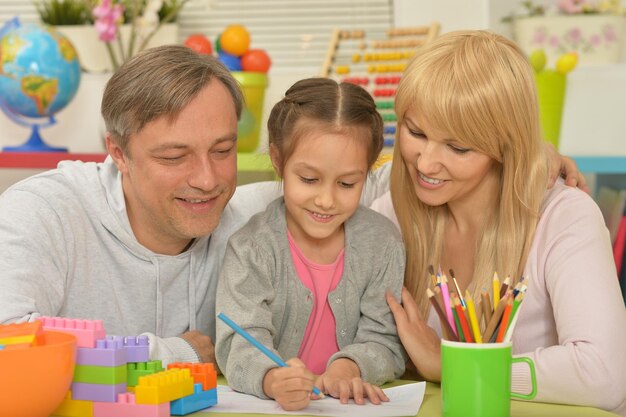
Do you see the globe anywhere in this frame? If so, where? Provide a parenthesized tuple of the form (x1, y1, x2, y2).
(0, 17, 81, 152)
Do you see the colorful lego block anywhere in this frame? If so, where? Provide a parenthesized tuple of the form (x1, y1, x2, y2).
(37, 316, 105, 348)
(170, 384, 217, 415)
(74, 363, 127, 385)
(0, 321, 44, 346)
(127, 360, 164, 387)
(135, 368, 194, 405)
(167, 362, 217, 391)
(93, 392, 169, 417)
(77, 336, 127, 366)
(53, 391, 94, 417)
(71, 381, 127, 402)
(122, 335, 150, 362)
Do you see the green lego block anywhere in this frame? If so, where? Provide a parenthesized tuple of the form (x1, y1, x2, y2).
(127, 360, 164, 387)
(73, 363, 127, 384)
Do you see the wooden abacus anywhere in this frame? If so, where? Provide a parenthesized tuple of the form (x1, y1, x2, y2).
(320, 23, 440, 148)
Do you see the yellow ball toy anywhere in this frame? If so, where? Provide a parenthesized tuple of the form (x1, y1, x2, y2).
(556, 52, 578, 75)
(220, 24, 251, 57)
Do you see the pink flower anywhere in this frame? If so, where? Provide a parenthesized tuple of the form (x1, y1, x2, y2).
(565, 27, 582, 43)
(558, 0, 588, 14)
(589, 34, 601, 45)
(93, 0, 124, 42)
(604, 25, 617, 41)
(549, 35, 561, 48)
(532, 27, 547, 44)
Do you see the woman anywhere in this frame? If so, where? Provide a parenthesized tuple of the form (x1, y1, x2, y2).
(374, 30, 626, 415)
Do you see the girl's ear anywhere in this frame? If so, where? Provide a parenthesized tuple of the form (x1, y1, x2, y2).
(269, 143, 283, 177)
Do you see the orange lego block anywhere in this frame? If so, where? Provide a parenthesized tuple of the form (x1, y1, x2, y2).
(168, 362, 217, 391)
(0, 321, 44, 346)
(134, 368, 194, 405)
(54, 391, 94, 417)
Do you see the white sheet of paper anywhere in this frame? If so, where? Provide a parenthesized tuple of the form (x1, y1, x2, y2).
(199, 382, 425, 417)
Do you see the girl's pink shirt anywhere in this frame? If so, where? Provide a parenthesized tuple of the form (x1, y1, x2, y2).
(288, 231, 343, 375)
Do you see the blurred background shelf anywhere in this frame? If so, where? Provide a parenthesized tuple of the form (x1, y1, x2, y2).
(0, 152, 276, 192)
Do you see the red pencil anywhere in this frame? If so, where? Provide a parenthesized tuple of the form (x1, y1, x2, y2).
(453, 296, 473, 343)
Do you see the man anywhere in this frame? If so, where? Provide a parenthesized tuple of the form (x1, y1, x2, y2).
(0, 45, 277, 366)
(0, 45, 584, 367)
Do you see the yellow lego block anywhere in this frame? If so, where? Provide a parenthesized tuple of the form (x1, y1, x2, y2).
(134, 368, 194, 405)
(53, 391, 94, 417)
(0, 321, 43, 346)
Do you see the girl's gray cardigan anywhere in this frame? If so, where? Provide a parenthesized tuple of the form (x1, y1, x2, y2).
(216, 197, 406, 399)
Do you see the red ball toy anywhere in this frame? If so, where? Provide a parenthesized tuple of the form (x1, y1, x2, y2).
(241, 49, 271, 73)
(184, 34, 213, 55)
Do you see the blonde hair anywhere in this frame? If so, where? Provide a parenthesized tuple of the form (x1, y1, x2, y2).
(390, 30, 549, 317)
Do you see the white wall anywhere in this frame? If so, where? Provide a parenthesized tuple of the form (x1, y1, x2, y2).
(1, 0, 625, 157)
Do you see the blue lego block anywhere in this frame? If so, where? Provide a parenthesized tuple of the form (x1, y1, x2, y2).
(170, 384, 217, 415)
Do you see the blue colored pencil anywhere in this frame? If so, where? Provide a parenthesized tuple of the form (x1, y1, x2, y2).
(217, 312, 323, 397)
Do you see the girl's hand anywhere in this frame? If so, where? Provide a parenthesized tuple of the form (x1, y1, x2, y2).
(262, 358, 316, 411)
(317, 358, 389, 405)
(386, 287, 442, 382)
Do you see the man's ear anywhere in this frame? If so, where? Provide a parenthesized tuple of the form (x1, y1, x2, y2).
(269, 143, 283, 178)
(105, 133, 129, 175)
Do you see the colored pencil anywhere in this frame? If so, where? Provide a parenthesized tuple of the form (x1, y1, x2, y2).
(465, 291, 483, 343)
(453, 296, 473, 343)
(502, 292, 525, 342)
(473, 299, 483, 331)
(427, 288, 459, 342)
(451, 303, 465, 342)
(428, 265, 437, 288)
(433, 285, 445, 315)
(439, 274, 457, 336)
(482, 291, 511, 342)
(218, 312, 324, 397)
(496, 297, 514, 342)
(492, 272, 501, 309)
(512, 282, 521, 297)
(499, 275, 511, 299)
(481, 289, 492, 327)
(503, 296, 525, 343)
(449, 269, 466, 308)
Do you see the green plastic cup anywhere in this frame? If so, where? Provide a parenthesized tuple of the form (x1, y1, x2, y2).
(441, 340, 536, 417)
(535, 70, 567, 149)
(231, 72, 268, 153)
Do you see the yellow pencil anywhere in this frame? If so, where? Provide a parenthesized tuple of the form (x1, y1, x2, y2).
(465, 291, 483, 343)
(492, 272, 501, 309)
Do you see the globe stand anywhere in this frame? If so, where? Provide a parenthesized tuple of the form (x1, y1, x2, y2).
(0, 103, 68, 153)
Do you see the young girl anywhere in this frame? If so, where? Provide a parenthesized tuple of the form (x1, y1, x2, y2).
(215, 78, 406, 411)
(374, 31, 626, 414)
